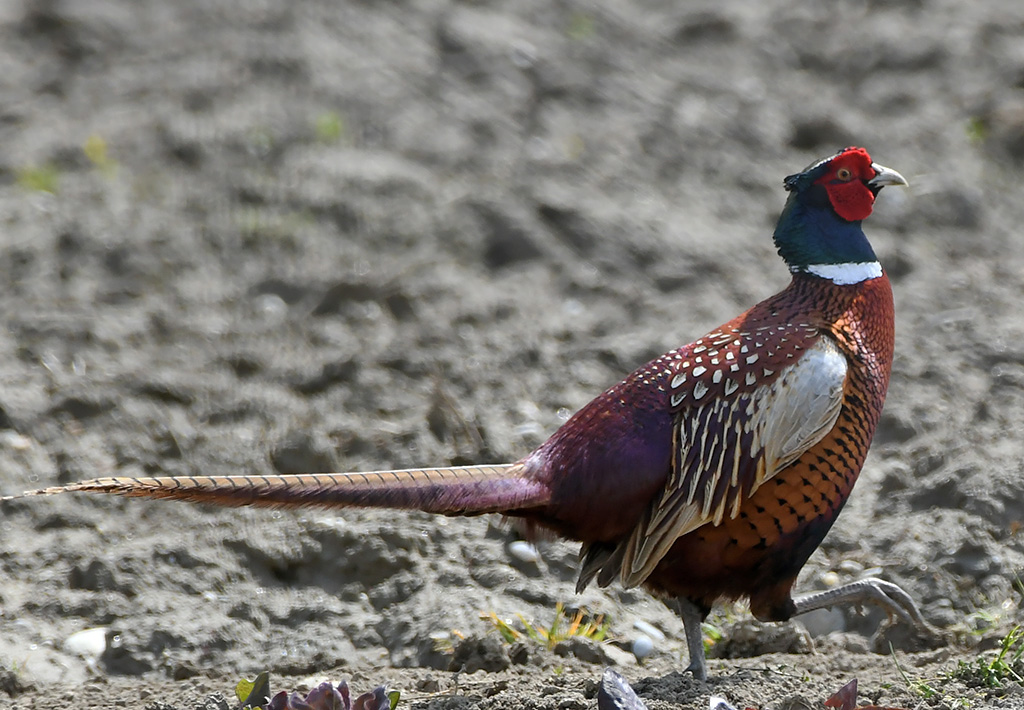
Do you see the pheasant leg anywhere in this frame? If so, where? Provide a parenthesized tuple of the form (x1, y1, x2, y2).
(667, 597, 710, 682)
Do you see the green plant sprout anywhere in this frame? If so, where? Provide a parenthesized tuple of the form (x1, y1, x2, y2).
(83, 134, 118, 176)
(314, 112, 345, 143)
(16, 164, 59, 193)
(481, 602, 610, 650)
(952, 625, 1024, 689)
(890, 643, 940, 700)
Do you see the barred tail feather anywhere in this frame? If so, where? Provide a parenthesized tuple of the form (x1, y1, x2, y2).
(6, 464, 550, 515)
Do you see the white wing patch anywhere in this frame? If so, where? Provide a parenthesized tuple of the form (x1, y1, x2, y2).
(759, 337, 848, 475)
(619, 338, 849, 588)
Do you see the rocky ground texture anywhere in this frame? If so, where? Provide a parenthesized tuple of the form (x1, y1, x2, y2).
(1, 0, 1024, 708)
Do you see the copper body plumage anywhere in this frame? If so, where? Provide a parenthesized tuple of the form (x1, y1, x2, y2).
(6, 148, 931, 680)
(641, 274, 895, 621)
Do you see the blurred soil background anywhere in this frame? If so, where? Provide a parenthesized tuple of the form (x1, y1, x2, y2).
(1, 0, 1024, 708)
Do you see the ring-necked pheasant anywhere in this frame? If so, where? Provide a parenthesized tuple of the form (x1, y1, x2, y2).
(6, 147, 924, 680)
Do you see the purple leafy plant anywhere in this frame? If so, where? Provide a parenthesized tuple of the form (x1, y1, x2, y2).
(238, 674, 398, 710)
(266, 681, 395, 710)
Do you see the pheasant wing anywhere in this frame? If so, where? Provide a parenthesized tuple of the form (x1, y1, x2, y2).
(619, 336, 849, 587)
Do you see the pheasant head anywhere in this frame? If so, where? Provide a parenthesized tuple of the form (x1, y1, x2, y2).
(773, 146, 908, 285)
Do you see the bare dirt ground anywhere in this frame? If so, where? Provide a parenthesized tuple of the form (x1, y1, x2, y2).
(1, 0, 1024, 708)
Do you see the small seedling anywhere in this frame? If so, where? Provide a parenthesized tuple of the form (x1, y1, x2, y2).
(83, 134, 118, 176)
(962, 607, 1002, 637)
(480, 601, 610, 650)
(1012, 571, 1024, 600)
(965, 117, 988, 144)
(16, 164, 59, 193)
(566, 12, 595, 40)
(314, 112, 345, 143)
(236, 671, 273, 708)
(890, 644, 940, 700)
(952, 625, 1024, 689)
(702, 621, 724, 654)
(430, 629, 465, 654)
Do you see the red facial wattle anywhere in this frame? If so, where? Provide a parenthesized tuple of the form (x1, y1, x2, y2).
(823, 180, 875, 222)
(815, 148, 878, 222)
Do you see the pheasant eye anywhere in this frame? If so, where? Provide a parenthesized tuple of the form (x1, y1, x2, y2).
(836, 168, 852, 181)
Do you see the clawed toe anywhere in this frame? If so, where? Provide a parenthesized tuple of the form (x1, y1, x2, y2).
(684, 658, 708, 683)
(858, 578, 926, 626)
(792, 576, 936, 635)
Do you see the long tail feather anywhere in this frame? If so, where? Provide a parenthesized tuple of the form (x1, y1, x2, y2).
(3, 464, 550, 515)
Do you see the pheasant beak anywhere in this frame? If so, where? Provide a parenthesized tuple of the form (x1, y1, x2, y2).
(867, 163, 908, 189)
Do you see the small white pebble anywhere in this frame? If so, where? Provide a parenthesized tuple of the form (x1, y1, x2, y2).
(838, 559, 864, 575)
(64, 627, 108, 659)
(633, 620, 665, 641)
(562, 299, 584, 316)
(0, 431, 32, 450)
(253, 293, 287, 319)
(822, 571, 840, 587)
(631, 634, 654, 659)
(709, 696, 739, 710)
(507, 540, 539, 564)
(315, 517, 348, 531)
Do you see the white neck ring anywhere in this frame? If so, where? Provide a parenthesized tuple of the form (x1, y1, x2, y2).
(803, 261, 882, 285)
